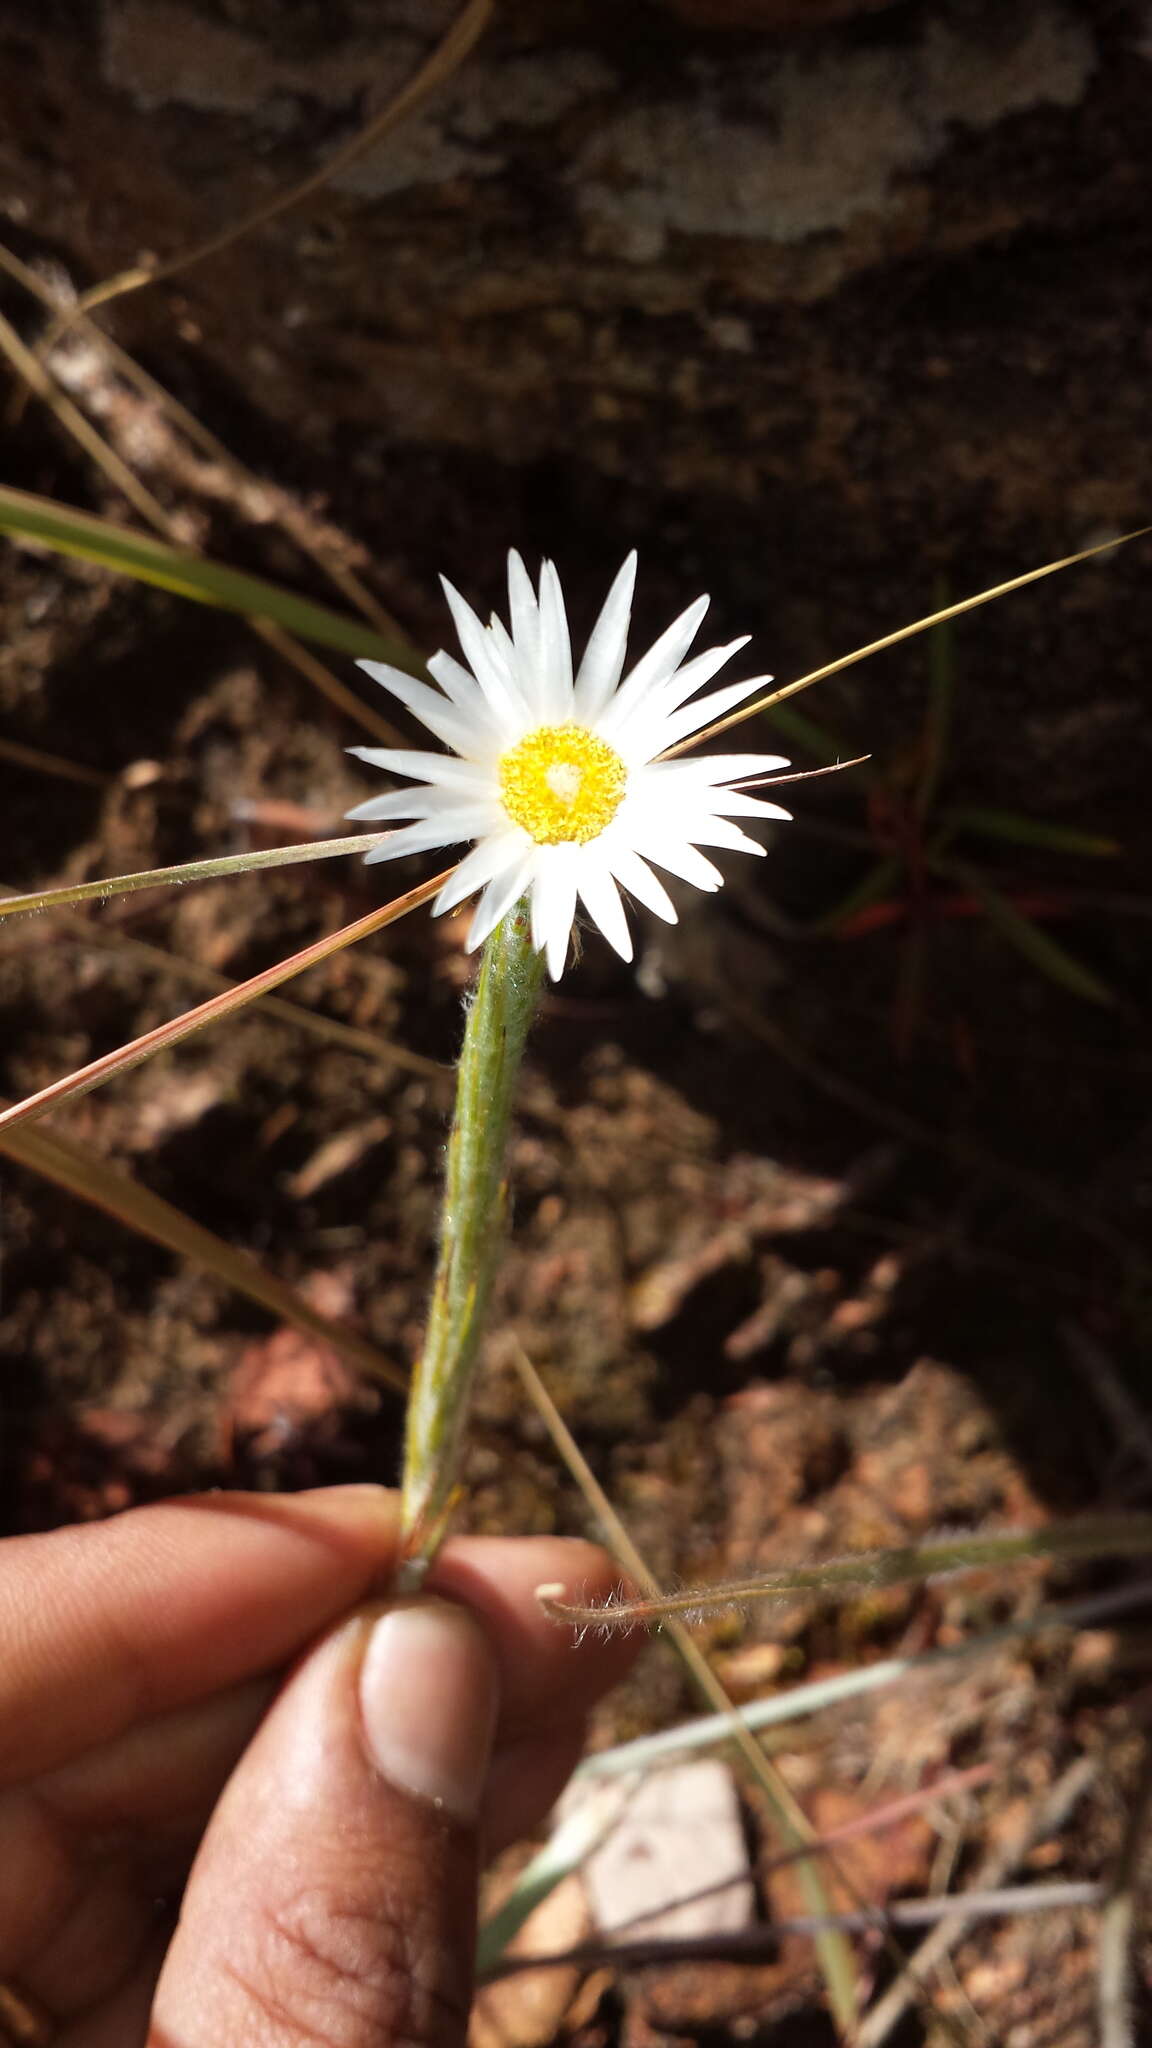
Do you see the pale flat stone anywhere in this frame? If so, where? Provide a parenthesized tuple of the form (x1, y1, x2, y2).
(575, 1760, 756, 1943)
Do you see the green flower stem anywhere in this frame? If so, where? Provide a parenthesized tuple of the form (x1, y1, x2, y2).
(398, 901, 544, 1580)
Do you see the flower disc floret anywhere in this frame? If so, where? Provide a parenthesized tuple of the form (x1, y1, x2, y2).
(499, 723, 627, 845)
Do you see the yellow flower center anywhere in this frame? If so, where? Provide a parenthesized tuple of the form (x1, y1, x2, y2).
(499, 724, 627, 845)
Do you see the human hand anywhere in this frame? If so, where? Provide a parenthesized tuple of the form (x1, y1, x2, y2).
(0, 1486, 638, 2045)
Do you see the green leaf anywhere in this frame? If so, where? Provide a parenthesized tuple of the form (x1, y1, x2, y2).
(948, 805, 1119, 858)
(943, 861, 1118, 1007)
(0, 482, 423, 672)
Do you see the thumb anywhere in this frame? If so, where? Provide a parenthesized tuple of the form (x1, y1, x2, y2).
(151, 1597, 499, 2048)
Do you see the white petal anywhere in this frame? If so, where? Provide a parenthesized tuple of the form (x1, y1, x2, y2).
(643, 636, 750, 717)
(697, 793, 793, 821)
(602, 841, 678, 923)
(434, 829, 534, 914)
(576, 858, 634, 962)
(506, 550, 542, 684)
(347, 747, 495, 791)
(645, 753, 790, 782)
(426, 648, 487, 708)
(441, 575, 516, 701)
(487, 613, 517, 666)
(536, 559, 574, 721)
(361, 813, 495, 863)
(466, 850, 539, 950)
(356, 664, 496, 757)
(656, 672, 775, 749)
(677, 814, 767, 856)
(631, 834, 725, 892)
(597, 594, 710, 737)
(428, 646, 525, 736)
(573, 552, 636, 721)
(530, 843, 580, 980)
(346, 785, 498, 823)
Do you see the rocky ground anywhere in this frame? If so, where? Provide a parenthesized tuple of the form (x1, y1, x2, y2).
(1, 1, 1151, 2040)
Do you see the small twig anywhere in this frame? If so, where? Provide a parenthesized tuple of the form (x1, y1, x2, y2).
(1098, 1743, 1152, 2048)
(0, 735, 108, 788)
(515, 1343, 861, 2035)
(484, 1881, 1103, 1980)
(0, 239, 413, 651)
(854, 1754, 1099, 2048)
(32, 0, 493, 343)
(0, 305, 404, 745)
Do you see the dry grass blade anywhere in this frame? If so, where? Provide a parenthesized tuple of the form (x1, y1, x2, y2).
(512, 1343, 860, 2036)
(35, 0, 493, 340)
(855, 1755, 1098, 2048)
(0, 866, 453, 1135)
(0, 307, 173, 529)
(669, 527, 1151, 756)
(1097, 1746, 1152, 2048)
(23, 909, 448, 1084)
(0, 484, 415, 669)
(540, 1517, 1152, 1628)
(0, 736, 107, 788)
(0, 1116, 405, 1392)
(0, 240, 411, 648)
(0, 834, 393, 920)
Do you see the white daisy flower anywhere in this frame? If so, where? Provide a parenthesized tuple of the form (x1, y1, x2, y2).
(346, 552, 793, 980)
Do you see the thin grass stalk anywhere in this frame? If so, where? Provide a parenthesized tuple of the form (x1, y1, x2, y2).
(399, 901, 543, 1578)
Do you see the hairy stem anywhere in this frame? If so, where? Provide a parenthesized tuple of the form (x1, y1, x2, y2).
(399, 902, 543, 1576)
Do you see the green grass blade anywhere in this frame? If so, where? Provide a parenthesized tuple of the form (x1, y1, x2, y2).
(542, 1516, 1152, 1628)
(947, 805, 1120, 858)
(0, 483, 423, 671)
(0, 1116, 405, 1391)
(942, 861, 1118, 1006)
(0, 833, 390, 920)
(0, 866, 453, 1134)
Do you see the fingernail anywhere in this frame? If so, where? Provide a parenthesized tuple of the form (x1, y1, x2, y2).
(358, 1598, 498, 1822)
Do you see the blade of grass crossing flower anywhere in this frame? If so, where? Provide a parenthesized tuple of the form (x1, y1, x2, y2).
(941, 860, 1118, 1006)
(399, 905, 544, 1573)
(0, 1117, 405, 1391)
(0, 484, 423, 670)
(669, 526, 1152, 756)
(513, 1343, 860, 2035)
(0, 833, 395, 920)
(0, 867, 454, 1134)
